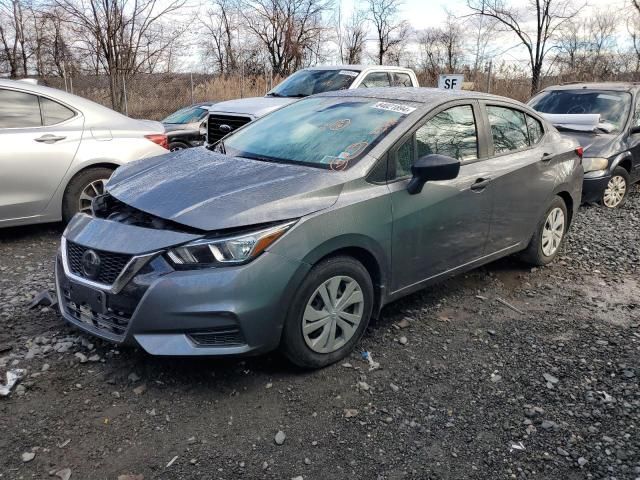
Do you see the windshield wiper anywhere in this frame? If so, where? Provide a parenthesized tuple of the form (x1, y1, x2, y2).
(265, 92, 283, 97)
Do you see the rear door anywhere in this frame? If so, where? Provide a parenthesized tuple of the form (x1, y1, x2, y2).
(0, 88, 83, 222)
(479, 102, 554, 253)
(629, 94, 640, 182)
(389, 101, 493, 291)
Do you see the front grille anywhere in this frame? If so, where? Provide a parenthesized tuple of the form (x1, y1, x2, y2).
(207, 114, 252, 143)
(67, 241, 131, 285)
(188, 329, 245, 347)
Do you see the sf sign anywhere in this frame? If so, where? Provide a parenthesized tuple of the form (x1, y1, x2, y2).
(438, 74, 464, 90)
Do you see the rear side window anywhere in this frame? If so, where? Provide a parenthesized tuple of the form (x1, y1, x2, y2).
(359, 72, 391, 88)
(526, 114, 544, 145)
(487, 106, 529, 154)
(392, 72, 412, 87)
(416, 105, 478, 161)
(40, 97, 75, 125)
(0, 89, 42, 128)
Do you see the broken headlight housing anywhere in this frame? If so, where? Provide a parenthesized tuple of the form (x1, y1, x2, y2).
(582, 157, 608, 173)
(166, 221, 295, 268)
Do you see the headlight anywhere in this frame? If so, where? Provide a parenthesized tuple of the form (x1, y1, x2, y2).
(582, 157, 608, 173)
(166, 221, 295, 268)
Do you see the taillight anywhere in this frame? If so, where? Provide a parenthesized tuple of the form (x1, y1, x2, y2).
(145, 134, 168, 150)
(575, 146, 584, 158)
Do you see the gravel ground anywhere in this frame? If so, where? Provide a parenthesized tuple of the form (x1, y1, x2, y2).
(0, 188, 639, 480)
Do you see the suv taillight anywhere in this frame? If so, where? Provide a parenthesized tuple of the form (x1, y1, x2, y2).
(575, 146, 584, 158)
(145, 134, 168, 150)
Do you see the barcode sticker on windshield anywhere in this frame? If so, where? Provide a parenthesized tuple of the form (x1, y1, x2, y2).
(371, 102, 416, 115)
(338, 70, 359, 77)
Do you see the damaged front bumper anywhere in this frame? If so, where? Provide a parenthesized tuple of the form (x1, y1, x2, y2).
(55, 214, 309, 356)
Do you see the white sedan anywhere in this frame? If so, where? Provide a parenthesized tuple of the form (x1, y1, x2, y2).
(0, 79, 168, 228)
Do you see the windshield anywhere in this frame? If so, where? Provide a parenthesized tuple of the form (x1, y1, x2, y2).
(529, 90, 631, 133)
(267, 69, 359, 98)
(219, 97, 415, 169)
(163, 106, 209, 124)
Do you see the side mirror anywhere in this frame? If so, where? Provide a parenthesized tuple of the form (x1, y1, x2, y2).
(407, 154, 460, 195)
(199, 120, 207, 137)
(630, 125, 640, 135)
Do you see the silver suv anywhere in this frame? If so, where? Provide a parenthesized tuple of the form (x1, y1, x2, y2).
(0, 79, 168, 228)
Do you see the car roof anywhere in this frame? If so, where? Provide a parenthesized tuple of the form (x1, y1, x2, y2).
(315, 86, 527, 108)
(541, 82, 640, 93)
(305, 65, 414, 73)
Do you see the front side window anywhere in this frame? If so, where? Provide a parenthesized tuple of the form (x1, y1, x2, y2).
(221, 97, 415, 169)
(267, 69, 358, 98)
(416, 105, 478, 161)
(40, 97, 75, 126)
(359, 72, 391, 88)
(487, 106, 529, 154)
(0, 89, 41, 128)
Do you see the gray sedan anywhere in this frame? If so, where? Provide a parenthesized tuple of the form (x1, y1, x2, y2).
(55, 88, 583, 368)
(0, 79, 168, 228)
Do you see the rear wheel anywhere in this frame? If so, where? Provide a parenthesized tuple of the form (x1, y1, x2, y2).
(601, 167, 629, 209)
(62, 167, 114, 223)
(281, 256, 373, 369)
(520, 196, 568, 266)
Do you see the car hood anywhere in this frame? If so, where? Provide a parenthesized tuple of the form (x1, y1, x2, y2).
(209, 96, 298, 118)
(556, 131, 619, 158)
(163, 122, 199, 133)
(106, 149, 345, 232)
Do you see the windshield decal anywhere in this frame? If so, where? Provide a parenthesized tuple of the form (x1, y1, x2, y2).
(338, 70, 359, 77)
(371, 102, 416, 115)
(320, 119, 351, 131)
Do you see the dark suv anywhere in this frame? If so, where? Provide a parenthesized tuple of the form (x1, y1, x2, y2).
(529, 83, 640, 208)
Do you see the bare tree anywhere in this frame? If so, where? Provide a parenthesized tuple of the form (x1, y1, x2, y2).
(467, 0, 582, 94)
(241, 0, 334, 76)
(201, 0, 238, 74)
(336, 4, 367, 64)
(416, 16, 464, 83)
(55, 0, 187, 112)
(365, 0, 408, 65)
(0, 0, 30, 77)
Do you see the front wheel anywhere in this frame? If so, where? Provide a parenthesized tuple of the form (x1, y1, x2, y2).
(601, 167, 630, 209)
(520, 196, 568, 266)
(62, 167, 114, 223)
(281, 256, 374, 369)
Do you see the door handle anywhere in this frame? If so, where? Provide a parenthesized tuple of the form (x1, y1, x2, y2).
(541, 152, 553, 162)
(470, 177, 491, 192)
(34, 134, 66, 144)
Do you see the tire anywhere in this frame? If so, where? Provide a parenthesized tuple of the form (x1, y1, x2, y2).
(601, 167, 630, 209)
(281, 256, 374, 369)
(62, 167, 114, 223)
(169, 141, 190, 151)
(520, 196, 568, 267)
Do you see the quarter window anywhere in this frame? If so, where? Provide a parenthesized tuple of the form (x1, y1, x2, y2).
(0, 89, 42, 128)
(416, 105, 478, 161)
(40, 97, 75, 125)
(526, 114, 544, 145)
(487, 106, 529, 154)
(359, 72, 391, 88)
(396, 137, 415, 178)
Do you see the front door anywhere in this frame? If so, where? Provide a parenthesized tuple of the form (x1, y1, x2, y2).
(0, 88, 83, 222)
(389, 102, 493, 292)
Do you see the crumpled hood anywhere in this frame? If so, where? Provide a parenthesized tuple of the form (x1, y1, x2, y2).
(106, 149, 345, 231)
(209, 96, 297, 118)
(556, 131, 619, 158)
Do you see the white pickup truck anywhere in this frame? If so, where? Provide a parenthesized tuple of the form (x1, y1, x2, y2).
(205, 65, 419, 145)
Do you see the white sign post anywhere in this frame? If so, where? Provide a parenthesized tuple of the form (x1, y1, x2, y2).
(438, 74, 464, 90)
